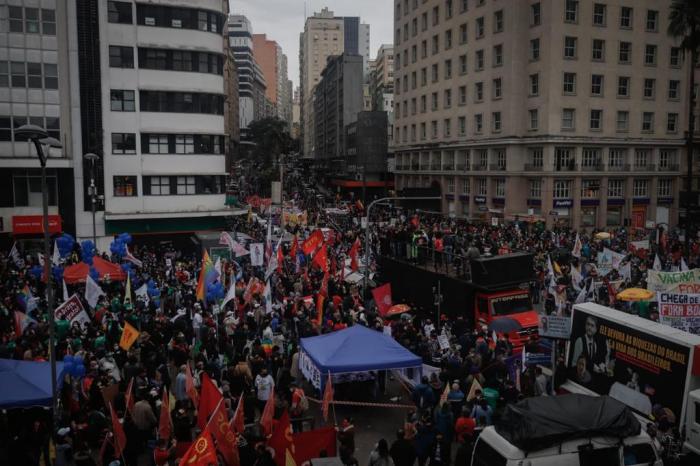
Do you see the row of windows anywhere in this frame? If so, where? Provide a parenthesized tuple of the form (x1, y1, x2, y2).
(7, 6, 55, 35)
(110, 133, 224, 155)
(0, 116, 61, 142)
(113, 175, 225, 197)
(396, 5, 502, 46)
(108, 46, 224, 75)
(0, 61, 58, 89)
(109, 90, 225, 115)
(564, 2, 661, 32)
(108, 1, 224, 34)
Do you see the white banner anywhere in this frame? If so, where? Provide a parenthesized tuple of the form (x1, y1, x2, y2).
(657, 292, 700, 334)
(250, 243, 264, 267)
(647, 269, 700, 293)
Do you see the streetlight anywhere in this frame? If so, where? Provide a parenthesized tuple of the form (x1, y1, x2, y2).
(433, 281, 443, 332)
(15, 124, 62, 422)
(83, 153, 100, 245)
(363, 196, 442, 292)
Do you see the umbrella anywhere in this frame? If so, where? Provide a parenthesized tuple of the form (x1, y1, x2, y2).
(594, 232, 611, 240)
(488, 317, 522, 334)
(616, 288, 654, 302)
(385, 304, 411, 317)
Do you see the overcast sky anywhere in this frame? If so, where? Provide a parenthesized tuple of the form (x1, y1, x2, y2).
(229, 0, 393, 90)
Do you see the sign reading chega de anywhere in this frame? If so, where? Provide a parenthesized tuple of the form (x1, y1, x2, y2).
(54, 294, 91, 328)
(657, 292, 700, 334)
(647, 268, 700, 293)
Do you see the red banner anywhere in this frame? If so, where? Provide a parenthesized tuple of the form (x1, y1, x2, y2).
(372, 283, 393, 317)
(292, 427, 336, 463)
(12, 215, 62, 234)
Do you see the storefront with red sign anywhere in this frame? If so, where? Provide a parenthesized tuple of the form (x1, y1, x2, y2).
(12, 215, 62, 235)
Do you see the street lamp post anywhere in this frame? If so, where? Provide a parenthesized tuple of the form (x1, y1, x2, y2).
(15, 125, 62, 422)
(363, 196, 442, 293)
(433, 281, 443, 332)
(84, 153, 100, 245)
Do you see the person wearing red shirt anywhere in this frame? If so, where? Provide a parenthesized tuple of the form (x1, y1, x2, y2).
(454, 407, 476, 444)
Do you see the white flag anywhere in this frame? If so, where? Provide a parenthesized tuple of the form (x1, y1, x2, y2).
(546, 255, 555, 277)
(264, 280, 273, 315)
(570, 265, 582, 292)
(572, 233, 582, 258)
(653, 254, 662, 271)
(124, 245, 143, 267)
(619, 261, 632, 281)
(264, 236, 283, 281)
(62, 279, 69, 303)
(214, 257, 222, 278)
(37, 252, 45, 267)
(85, 274, 105, 308)
(52, 240, 61, 266)
(221, 277, 237, 309)
(9, 242, 25, 268)
(681, 257, 689, 272)
(135, 283, 150, 305)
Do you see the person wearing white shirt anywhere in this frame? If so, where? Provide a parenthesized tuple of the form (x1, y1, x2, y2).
(255, 368, 275, 415)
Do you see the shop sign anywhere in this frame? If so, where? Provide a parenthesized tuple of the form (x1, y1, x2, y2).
(12, 215, 62, 234)
(474, 196, 486, 204)
(553, 199, 573, 208)
(633, 197, 650, 205)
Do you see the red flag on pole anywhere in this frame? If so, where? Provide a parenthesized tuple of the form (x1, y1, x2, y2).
(124, 377, 135, 417)
(158, 388, 172, 441)
(349, 238, 360, 272)
(185, 363, 199, 406)
(268, 410, 294, 466)
(197, 372, 223, 430)
(210, 400, 240, 466)
(312, 246, 328, 272)
(260, 387, 275, 436)
(179, 427, 218, 466)
(277, 244, 284, 274)
(231, 393, 245, 434)
(319, 272, 329, 298)
(316, 294, 325, 325)
(302, 230, 324, 255)
(109, 403, 127, 459)
(371, 283, 393, 317)
(289, 235, 299, 260)
(322, 372, 333, 422)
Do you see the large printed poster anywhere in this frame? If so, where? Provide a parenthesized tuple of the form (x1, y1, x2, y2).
(657, 292, 700, 334)
(567, 309, 690, 425)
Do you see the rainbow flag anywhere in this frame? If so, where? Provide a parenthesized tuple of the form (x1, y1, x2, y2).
(14, 310, 36, 336)
(17, 284, 37, 312)
(195, 250, 218, 301)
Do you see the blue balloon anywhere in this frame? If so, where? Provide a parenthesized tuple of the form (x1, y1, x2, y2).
(63, 362, 74, 375)
(63, 355, 74, 365)
(57, 234, 75, 258)
(120, 263, 131, 272)
(74, 355, 83, 366)
(88, 267, 99, 281)
(118, 233, 132, 244)
(74, 364, 86, 378)
(52, 266, 63, 283)
(29, 266, 43, 279)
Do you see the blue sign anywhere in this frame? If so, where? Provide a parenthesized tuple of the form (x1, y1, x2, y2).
(553, 199, 573, 208)
(474, 196, 487, 204)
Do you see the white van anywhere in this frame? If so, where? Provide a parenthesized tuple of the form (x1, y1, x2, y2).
(471, 425, 662, 466)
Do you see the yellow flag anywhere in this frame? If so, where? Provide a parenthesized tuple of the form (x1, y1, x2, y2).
(285, 449, 297, 466)
(119, 321, 140, 351)
(123, 273, 132, 306)
(553, 261, 562, 275)
(466, 378, 483, 402)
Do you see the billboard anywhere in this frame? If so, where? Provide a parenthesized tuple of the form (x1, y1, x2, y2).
(657, 292, 700, 335)
(567, 308, 690, 425)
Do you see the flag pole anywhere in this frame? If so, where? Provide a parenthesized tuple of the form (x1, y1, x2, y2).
(329, 371, 338, 427)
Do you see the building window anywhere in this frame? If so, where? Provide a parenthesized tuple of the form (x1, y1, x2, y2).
(530, 38, 540, 61)
(642, 112, 654, 132)
(446, 0, 453, 19)
(643, 78, 656, 99)
(174, 135, 195, 154)
(444, 89, 452, 108)
(633, 180, 648, 197)
(668, 80, 680, 100)
(432, 35, 439, 55)
(177, 176, 196, 194)
(529, 73, 539, 96)
(9, 6, 23, 33)
(592, 39, 605, 61)
(563, 72, 576, 94)
(582, 148, 601, 168)
(431, 64, 439, 83)
(444, 60, 452, 79)
(555, 147, 574, 171)
(462, 177, 470, 194)
(459, 86, 467, 105)
(459, 54, 467, 74)
(635, 149, 650, 168)
(493, 45, 503, 66)
(646, 10, 658, 32)
(149, 176, 171, 195)
(109, 46, 134, 68)
(619, 42, 631, 63)
(553, 180, 571, 198)
(609, 148, 626, 168)
(13, 174, 58, 207)
(108, 1, 133, 24)
(147, 134, 169, 154)
(420, 95, 426, 113)
(431, 120, 438, 138)
(644, 44, 657, 66)
(562, 108, 575, 130)
(667, 113, 678, 133)
(26, 62, 42, 88)
(41, 9, 56, 35)
(564, 37, 577, 59)
(10, 62, 25, 87)
(529, 147, 543, 168)
(591, 74, 603, 96)
(136, 4, 222, 33)
(608, 179, 624, 197)
(447, 178, 455, 193)
(111, 133, 136, 154)
(445, 30, 453, 50)
(432, 6, 440, 25)
(475, 82, 483, 102)
(114, 176, 138, 197)
(24, 8, 40, 33)
(565, 0, 578, 23)
(458, 117, 466, 135)
(659, 150, 676, 169)
(476, 50, 484, 70)
(492, 112, 501, 132)
(529, 179, 542, 198)
(529, 109, 538, 130)
(658, 179, 672, 197)
(493, 78, 502, 99)
(431, 92, 438, 110)
(617, 76, 630, 97)
(670, 47, 682, 67)
(140, 91, 224, 115)
(495, 178, 506, 197)
(476, 17, 484, 38)
(593, 4, 606, 26)
(477, 178, 487, 196)
(620, 7, 633, 29)
(494, 10, 504, 33)
(616, 111, 629, 132)
(421, 12, 428, 31)
(581, 179, 601, 198)
(459, 24, 468, 44)
(420, 122, 426, 139)
(460, 0, 468, 14)
(589, 109, 602, 130)
(110, 90, 136, 111)
(475, 114, 483, 133)
(531, 3, 541, 26)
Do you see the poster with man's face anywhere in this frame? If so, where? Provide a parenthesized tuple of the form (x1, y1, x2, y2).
(567, 308, 690, 427)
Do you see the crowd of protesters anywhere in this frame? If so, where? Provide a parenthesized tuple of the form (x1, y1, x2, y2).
(0, 166, 698, 466)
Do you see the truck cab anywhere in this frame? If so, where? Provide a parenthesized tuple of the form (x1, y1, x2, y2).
(474, 289, 539, 347)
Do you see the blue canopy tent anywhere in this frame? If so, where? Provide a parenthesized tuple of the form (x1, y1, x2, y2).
(0, 359, 65, 408)
(299, 324, 422, 390)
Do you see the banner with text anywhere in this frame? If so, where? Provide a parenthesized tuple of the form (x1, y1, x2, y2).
(647, 268, 700, 293)
(657, 292, 700, 334)
(54, 294, 91, 328)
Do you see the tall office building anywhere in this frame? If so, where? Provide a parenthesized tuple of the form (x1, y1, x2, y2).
(0, 0, 77, 242)
(252, 33, 293, 127)
(393, 0, 689, 229)
(228, 14, 267, 140)
(299, 7, 369, 158)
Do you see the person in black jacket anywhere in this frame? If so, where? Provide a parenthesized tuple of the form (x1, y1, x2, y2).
(390, 429, 416, 466)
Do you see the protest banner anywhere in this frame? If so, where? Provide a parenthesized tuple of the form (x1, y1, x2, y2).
(538, 314, 571, 339)
(647, 268, 700, 293)
(54, 294, 91, 328)
(657, 292, 700, 334)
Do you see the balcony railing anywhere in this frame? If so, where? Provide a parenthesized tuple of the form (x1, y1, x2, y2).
(633, 164, 656, 171)
(411, 163, 420, 170)
(658, 164, 680, 171)
(489, 164, 507, 171)
(581, 162, 605, 171)
(442, 164, 454, 171)
(524, 164, 543, 171)
(607, 164, 631, 172)
(456, 164, 467, 171)
(472, 163, 488, 171)
(555, 163, 579, 172)
(430, 163, 440, 170)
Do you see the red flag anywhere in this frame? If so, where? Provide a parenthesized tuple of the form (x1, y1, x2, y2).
(312, 246, 328, 272)
(159, 388, 172, 441)
(277, 244, 284, 274)
(210, 400, 240, 466)
(319, 272, 329, 298)
(291, 427, 336, 464)
(197, 373, 223, 430)
(316, 294, 325, 324)
(349, 238, 360, 272)
(411, 215, 419, 228)
(371, 283, 393, 317)
(322, 373, 333, 422)
(268, 410, 294, 466)
(231, 393, 245, 434)
(289, 236, 298, 260)
(606, 280, 617, 306)
(330, 255, 337, 276)
(302, 230, 324, 255)
(180, 427, 218, 466)
(124, 377, 135, 417)
(185, 363, 199, 406)
(260, 387, 275, 436)
(109, 403, 127, 458)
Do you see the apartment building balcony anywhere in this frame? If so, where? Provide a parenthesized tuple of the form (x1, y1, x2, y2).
(658, 164, 680, 172)
(472, 163, 488, 171)
(524, 164, 543, 171)
(411, 163, 420, 170)
(607, 164, 631, 172)
(555, 163, 578, 172)
(442, 164, 455, 171)
(489, 164, 506, 171)
(633, 164, 656, 172)
(456, 164, 468, 171)
(430, 163, 440, 170)
(580, 162, 605, 171)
